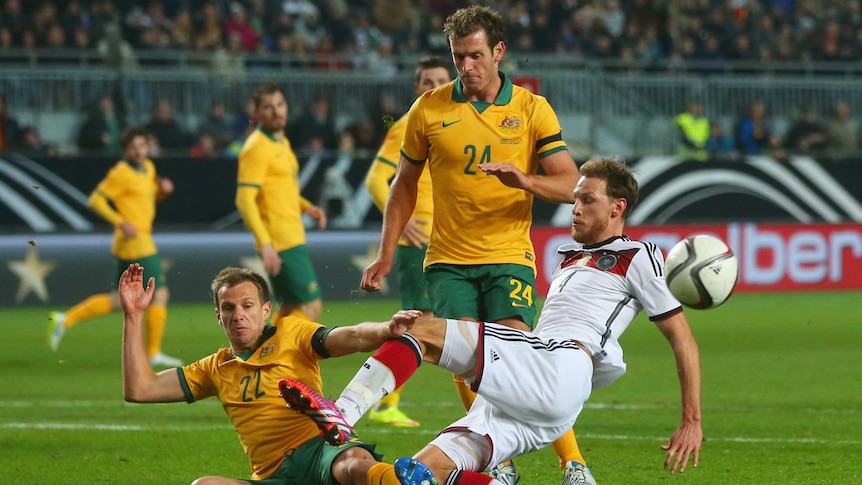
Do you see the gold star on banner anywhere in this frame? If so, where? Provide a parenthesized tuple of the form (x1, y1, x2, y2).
(7, 246, 56, 303)
(350, 244, 389, 295)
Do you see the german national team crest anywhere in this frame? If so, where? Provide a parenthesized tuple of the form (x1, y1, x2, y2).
(596, 254, 618, 271)
(497, 114, 523, 135)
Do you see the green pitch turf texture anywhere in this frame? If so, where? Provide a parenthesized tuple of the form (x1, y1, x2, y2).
(2, 292, 860, 484)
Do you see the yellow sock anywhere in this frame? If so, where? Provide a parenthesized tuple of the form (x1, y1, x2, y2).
(378, 385, 403, 409)
(65, 294, 112, 328)
(453, 374, 477, 412)
(145, 305, 168, 357)
(552, 428, 586, 469)
(367, 463, 403, 485)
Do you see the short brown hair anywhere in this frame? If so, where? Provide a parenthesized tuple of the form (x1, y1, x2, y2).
(252, 82, 283, 109)
(210, 267, 270, 306)
(414, 55, 450, 84)
(579, 157, 640, 218)
(119, 126, 150, 150)
(443, 5, 505, 49)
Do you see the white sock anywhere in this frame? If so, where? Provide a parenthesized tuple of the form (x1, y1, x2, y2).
(335, 357, 397, 426)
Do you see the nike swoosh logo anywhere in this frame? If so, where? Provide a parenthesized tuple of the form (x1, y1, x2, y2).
(442, 120, 462, 128)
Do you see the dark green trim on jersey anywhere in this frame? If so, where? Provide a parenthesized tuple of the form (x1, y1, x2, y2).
(375, 156, 398, 168)
(257, 126, 284, 143)
(234, 324, 277, 361)
(452, 71, 514, 106)
(121, 158, 147, 173)
(311, 326, 336, 359)
(538, 145, 568, 158)
(177, 367, 195, 403)
(401, 149, 425, 165)
(238, 182, 263, 189)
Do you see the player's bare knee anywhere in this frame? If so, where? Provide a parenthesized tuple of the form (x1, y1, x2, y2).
(153, 286, 170, 306)
(332, 447, 376, 485)
(301, 298, 322, 320)
(414, 446, 457, 483)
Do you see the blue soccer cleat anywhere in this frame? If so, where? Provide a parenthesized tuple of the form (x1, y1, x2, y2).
(393, 457, 438, 485)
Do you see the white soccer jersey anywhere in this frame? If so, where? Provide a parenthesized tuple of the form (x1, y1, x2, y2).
(535, 235, 683, 389)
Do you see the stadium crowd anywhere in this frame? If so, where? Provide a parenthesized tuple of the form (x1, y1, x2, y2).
(3, 0, 862, 158)
(1, 0, 862, 65)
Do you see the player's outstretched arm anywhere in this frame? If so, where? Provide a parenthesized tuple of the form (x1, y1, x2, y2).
(655, 312, 703, 475)
(361, 157, 422, 292)
(120, 264, 186, 403)
(324, 310, 423, 357)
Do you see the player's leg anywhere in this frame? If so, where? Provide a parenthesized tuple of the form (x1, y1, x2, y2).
(483, 265, 592, 483)
(271, 245, 323, 321)
(370, 244, 430, 427)
(137, 254, 182, 367)
(425, 264, 483, 410)
(48, 292, 114, 351)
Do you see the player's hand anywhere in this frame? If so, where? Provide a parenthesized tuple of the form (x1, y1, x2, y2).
(157, 176, 174, 196)
(389, 309, 422, 336)
(402, 217, 429, 247)
(118, 264, 155, 314)
(305, 205, 327, 230)
(260, 244, 282, 276)
(361, 258, 392, 293)
(661, 422, 702, 475)
(120, 221, 138, 238)
(480, 162, 529, 190)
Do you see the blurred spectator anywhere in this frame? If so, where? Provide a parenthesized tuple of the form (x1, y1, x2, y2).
(825, 101, 858, 159)
(19, 126, 57, 157)
(0, 96, 23, 151)
(706, 123, 737, 161)
(145, 98, 190, 151)
(674, 100, 710, 161)
(97, 23, 138, 71)
(72, 26, 91, 49)
(0, 27, 13, 48)
(125, 0, 172, 48)
(44, 24, 67, 48)
(193, 1, 223, 50)
(197, 100, 234, 149)
(735, 100, 777, 155)
(189, 132, 220, 158)
(224, 2, 257, 51)
(784, 107, 828, 155)
(289, 92, 339, 153)
(1, 0, 30, 41)
(78, 93, 124, 155)
(170, 10, 193, 49)
(230, 96, 257, 140)
(60, 1, 90, 37)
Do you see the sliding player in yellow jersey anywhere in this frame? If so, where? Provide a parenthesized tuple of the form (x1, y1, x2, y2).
(363, 56, 452, 428)
(236, 82, 327, 322)
(120, 263, 426, 485)
(361, 6, 593, 485)
(48, 126, 181, 368)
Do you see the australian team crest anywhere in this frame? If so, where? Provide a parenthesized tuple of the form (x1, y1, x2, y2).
(497, 114, 523, 135)
(259, 343, 276, 359)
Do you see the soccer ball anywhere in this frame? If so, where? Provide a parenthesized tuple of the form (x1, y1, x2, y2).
(664, 235, 738, 309)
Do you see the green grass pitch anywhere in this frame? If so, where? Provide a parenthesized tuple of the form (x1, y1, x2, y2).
(2, 292, 861, 484)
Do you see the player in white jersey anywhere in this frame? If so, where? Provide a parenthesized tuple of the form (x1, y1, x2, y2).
(287, 157, 703, 485)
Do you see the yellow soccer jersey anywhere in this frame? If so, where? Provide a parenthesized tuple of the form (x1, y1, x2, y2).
(89, 159, 160, 260)
(178, 317, 326, 480)
(401, 72, 569, 271)
(236, 128, 311, 252)
(365, 113, 433, 247)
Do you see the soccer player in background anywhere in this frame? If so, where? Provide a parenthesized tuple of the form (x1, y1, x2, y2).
(236, 82, 327, 321)
(300, 157, 703, 485)
(48, 126, 181, 368)
(119, 263, 427, 485)
(362, 55, 452, 428)
(360, 5, 588, 484)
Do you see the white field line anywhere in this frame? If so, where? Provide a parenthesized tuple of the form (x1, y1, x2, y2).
(2, 422, 859, 446)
